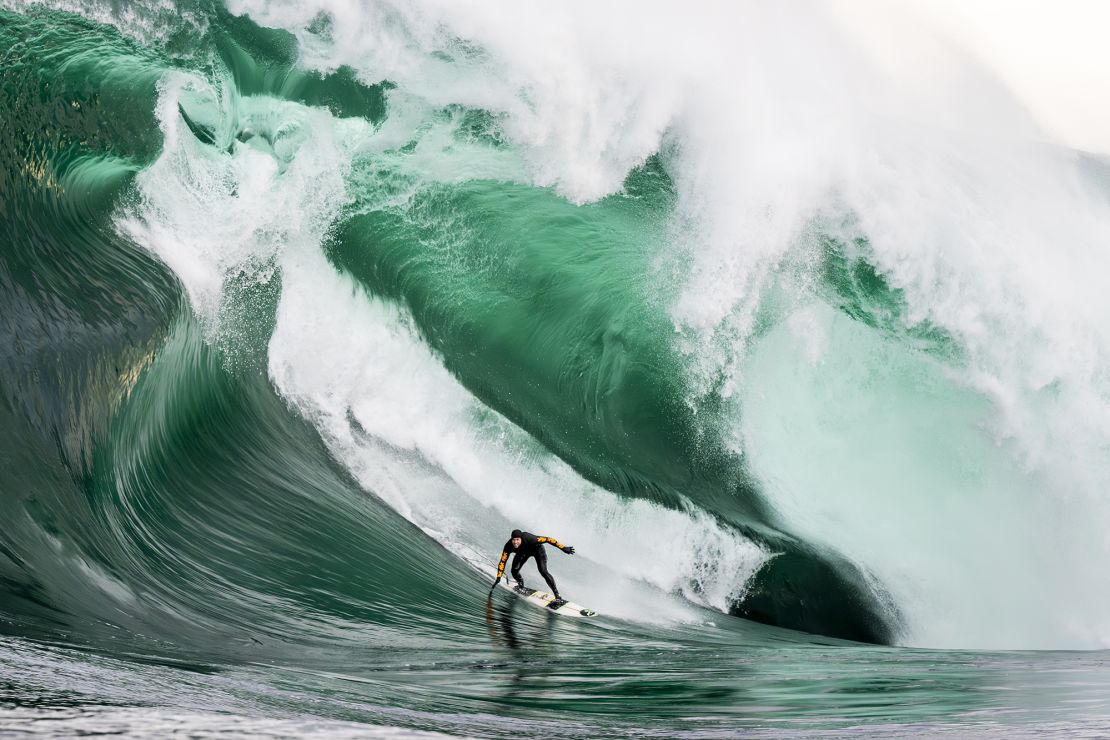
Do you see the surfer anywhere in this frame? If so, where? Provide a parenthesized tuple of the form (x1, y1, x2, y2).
(492, 529, 575, 600)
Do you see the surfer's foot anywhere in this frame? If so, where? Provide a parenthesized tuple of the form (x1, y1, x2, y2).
(548, 598, 566, 609)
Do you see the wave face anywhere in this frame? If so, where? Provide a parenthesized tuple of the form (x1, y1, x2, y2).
(7, 1, 1110, 736)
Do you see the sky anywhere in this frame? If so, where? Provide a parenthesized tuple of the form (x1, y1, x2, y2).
(900, 0, 1110, 154)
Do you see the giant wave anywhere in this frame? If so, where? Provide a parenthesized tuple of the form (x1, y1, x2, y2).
(6, 1, 1110, 736)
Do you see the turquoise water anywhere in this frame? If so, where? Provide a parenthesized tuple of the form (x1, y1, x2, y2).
(5, 2, 1110, 736)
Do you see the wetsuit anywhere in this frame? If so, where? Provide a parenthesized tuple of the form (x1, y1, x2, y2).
(495, 531, 570, 598)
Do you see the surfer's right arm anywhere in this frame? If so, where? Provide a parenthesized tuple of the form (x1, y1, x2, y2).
(493, 544, 510, 585)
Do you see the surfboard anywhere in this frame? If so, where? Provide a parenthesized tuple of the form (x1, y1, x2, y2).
(499, 581, 597, 618)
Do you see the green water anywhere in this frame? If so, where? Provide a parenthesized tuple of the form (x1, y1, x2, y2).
(4, 2, 1110, 736)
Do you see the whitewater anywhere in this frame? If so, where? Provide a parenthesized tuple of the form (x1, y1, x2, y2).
(6, 0, 1110, 736)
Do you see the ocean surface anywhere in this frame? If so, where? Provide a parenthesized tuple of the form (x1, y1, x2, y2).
(5, 1, 1110, 736)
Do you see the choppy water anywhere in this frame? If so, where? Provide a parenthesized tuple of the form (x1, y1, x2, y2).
(5, 1, 1110, 736)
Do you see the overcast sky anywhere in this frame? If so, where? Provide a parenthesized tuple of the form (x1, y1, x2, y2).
(901, 0, 1110, 154)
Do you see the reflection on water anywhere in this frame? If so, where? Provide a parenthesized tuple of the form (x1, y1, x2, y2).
(6, 599, 1110, 736)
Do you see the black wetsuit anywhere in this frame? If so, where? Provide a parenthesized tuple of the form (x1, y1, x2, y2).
(495, 532, 568, 598)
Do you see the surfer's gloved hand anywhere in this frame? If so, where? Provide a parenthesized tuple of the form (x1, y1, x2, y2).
(563, 546, 575, 554)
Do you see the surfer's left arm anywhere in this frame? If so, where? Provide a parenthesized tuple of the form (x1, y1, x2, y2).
(537, 536, 575, 555)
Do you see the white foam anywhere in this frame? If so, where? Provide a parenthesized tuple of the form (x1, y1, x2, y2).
(117, 72, 368, 331)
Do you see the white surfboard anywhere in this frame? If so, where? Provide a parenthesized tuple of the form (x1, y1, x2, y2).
(498, 581, 597, 618)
